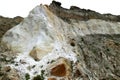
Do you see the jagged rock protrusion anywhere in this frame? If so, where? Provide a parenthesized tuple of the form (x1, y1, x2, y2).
(49, 1, 120, 21)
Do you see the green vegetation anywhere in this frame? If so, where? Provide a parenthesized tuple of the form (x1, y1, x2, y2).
(0, 64, 1, 70)
(25, 73, 30, 80)
(33, 75, 44, 80)
(50, 60, 55, 63)
(33, 75, 42, 80)
(33, 70, 45, 80)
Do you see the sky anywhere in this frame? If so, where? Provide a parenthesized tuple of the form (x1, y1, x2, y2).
(0, 0, 120, 18)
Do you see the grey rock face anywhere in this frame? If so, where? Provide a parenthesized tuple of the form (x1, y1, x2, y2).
(77, 34, 120, 79)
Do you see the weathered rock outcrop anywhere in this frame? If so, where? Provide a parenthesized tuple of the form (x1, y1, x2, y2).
(0, 16, 23, 41)
(0, 1, 120, 80)
(49, 1, 120, 22)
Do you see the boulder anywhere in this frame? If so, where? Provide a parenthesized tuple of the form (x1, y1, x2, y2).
(48, 58, 71, 77)
(29, 46, 53, 61)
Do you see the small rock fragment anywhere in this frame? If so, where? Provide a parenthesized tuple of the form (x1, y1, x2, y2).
(4, 66, 11, 72)
(48, 77, 56, 80)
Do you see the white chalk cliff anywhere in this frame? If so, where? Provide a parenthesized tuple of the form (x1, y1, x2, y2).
(1, 1, 120, 80)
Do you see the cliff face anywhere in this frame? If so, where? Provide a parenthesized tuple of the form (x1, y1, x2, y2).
(49, 1, 120, 22)
(0, 16, 23, 41)
(0, 1, 120, 80)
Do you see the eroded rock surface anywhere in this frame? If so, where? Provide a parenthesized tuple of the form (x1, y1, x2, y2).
(0, 16, 23, 41)
(48, 58, 71, 78)
(0, 1, 120, 80)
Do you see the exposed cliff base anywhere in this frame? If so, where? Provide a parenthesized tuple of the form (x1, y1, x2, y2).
(0, 1, 120, 80)
(0, 34, 120, 80)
